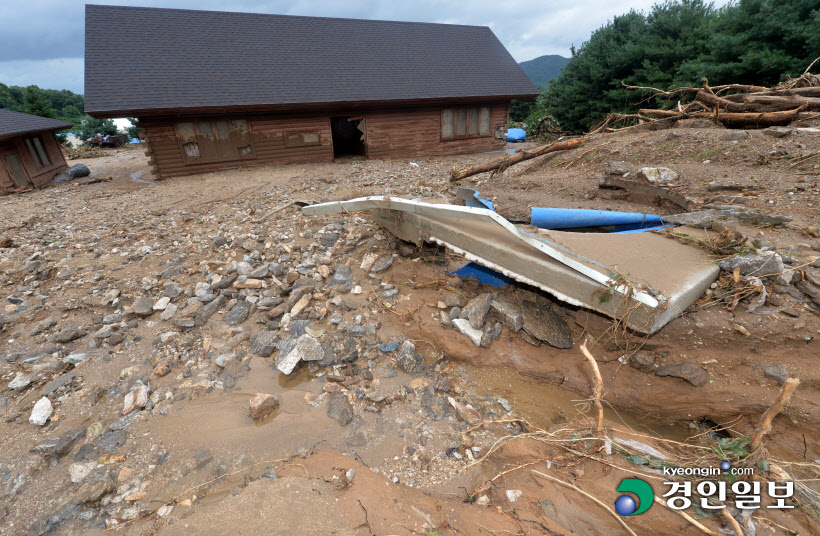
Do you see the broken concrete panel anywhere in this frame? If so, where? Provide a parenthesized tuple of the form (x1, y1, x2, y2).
(303, 197, 719, 334)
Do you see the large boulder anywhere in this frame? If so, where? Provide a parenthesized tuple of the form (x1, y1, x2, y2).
(69, 164, 90, 179)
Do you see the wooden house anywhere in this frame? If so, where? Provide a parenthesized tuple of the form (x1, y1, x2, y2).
(83, 5, 538, 179)
(0, 109, 72, 194)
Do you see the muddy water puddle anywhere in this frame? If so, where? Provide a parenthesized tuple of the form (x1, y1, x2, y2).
(458, 362, 691, 441)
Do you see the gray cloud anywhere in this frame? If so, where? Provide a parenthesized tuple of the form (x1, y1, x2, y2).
(1, 0, 731, 93)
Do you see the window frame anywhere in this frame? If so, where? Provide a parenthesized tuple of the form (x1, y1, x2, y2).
(24, 135, 51, 169)
(441, 106, 492, 140)
(174, 118, 255, 164)
(283, 131, 322, 148)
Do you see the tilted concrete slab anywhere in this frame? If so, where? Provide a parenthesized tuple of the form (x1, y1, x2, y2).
(303, 196, 719, 334)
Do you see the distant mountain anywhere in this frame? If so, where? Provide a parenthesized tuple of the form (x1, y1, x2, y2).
(519, 55, 570, 88)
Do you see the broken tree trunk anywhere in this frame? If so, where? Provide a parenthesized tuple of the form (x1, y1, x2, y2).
(696, 89, 820, 113)
(639, 105, 806, 128)
(450, 137, 588, 182)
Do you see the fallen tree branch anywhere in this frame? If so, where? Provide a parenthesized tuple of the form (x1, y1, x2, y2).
(638, 105, 806, 128)
(751, 378, 800, 452)
(653, 496, 718, 536)
(449, 137, 588, 182)
(580, 340, 604, 437)
(721, 508, 745, 536)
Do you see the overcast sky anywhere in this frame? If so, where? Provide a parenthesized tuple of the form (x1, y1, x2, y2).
(0, 0, 732, 94)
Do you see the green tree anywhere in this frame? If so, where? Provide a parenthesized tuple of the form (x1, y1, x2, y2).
(23, 86, 57, 118)
(78, 117, 118, 141)
(542, 0, 819, 133)
(680, 0, 820, 85)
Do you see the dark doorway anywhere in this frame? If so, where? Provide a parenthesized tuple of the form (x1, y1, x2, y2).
(330, 116, 366, 158)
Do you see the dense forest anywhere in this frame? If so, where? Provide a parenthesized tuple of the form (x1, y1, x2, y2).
(0, 83, 85, 125)
(528, 0, 820, 133)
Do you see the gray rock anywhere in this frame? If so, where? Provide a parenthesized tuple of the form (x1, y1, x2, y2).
(276, 334, 323, 375)
(718, 253, 783, 277)
(722, 130, 750, 141)
(42, 373, 75, 396)
(662, 209, 726, 227)
(452, 318, 483, 347)
(320, 233, 339, 247)
(396, 340, 422, 373)
(490, 299, 523, 331)
(763, 126, 792, 138)
(29, 317, 56, 336)
(760, 364, 788, 385)
(251, 330, 279, 357)
(637, 167, 679, 184)
(225, 301, 251, 326)
(30, 429, 84, 458)
(249, 265, 269, 279)
(96, 430, 127, 453)
(73, 468, 115, 504)
(93, 325, 113, 339)
(421, 392, 449, 421)
(160, 303, 178, 321)
(629, 352, 656, 373)
(327, 393, 354, 426)
(212, 275, 237, 290)
(68, 164, 90, 179)
(102, 313, 123, 324)
(443, 292, 467, 308)
(480, 321, 503, 348)
(377, 341, 400, 353)
(164, 282, 183, 298)
(215, 353, 234, 368)
(132, 296, 153, 317)
(729, 211, 791, 227)
(521, 301, 573, 349)
(655, 362, 709, 387)
(607, 161, 635, 176)
(370, 254, 395, 273)
(707, 179, 750, 191)
(796, 281, 820, 303)
(461, 293, 492, 330)
(9, 372, 36, 390)
(194, 294, 226, 326)
(53, 324, 87, 343)
(329, 265, 353, 286)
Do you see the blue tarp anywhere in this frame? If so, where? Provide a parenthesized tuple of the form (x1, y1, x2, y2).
(456, 187, 495, 211)
(451, 262, 514, 287)
(505, 128, 526, 142)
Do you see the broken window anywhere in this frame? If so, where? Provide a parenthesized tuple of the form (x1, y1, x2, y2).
(284, 132, 322, 147)
(441, 106, 492, 140)
(177, 122, 199, 158)
(176, 119, 255, 163)
(24, 135, 50, 169)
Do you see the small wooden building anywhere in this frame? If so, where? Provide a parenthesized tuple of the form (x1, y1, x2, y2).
(84, 5, 538, 179)
(0, 110, 72, 194)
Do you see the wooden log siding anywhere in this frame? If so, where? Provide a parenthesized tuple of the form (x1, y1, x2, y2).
(366, 103, 507, 159)
(139, 102, 509, 179)
(0, 131, 68, 193)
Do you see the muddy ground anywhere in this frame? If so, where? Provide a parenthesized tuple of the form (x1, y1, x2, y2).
(1, 120, 819, 535)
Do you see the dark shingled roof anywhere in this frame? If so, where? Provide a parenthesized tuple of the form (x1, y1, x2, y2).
(0, 109, 74, 141)
(84, 5, 539, 116)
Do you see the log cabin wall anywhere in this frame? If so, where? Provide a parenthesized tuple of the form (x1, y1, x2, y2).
(139, 101, 509, 179)
(0, 131, 68, 194)
(365, 102, 508, 159)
